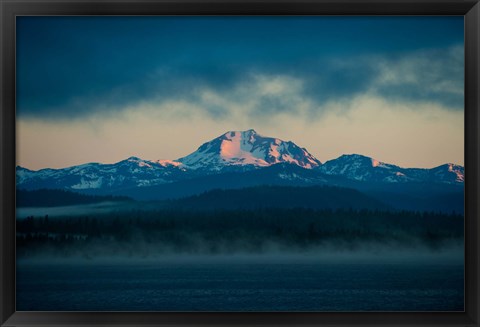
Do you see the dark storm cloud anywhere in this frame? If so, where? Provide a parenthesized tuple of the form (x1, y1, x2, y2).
(16, 16, 464, 121)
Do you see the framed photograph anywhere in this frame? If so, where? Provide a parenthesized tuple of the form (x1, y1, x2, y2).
(1, 0, 479, 326)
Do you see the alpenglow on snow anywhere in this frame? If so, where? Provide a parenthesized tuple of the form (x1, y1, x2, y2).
(16, 129, 464, 193)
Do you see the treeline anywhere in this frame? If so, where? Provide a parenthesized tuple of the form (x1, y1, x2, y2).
(17, 189, 132, 207)
(16, 208, 464, 257)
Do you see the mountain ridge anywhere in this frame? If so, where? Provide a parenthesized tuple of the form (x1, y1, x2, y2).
(16, 130, 464, 197)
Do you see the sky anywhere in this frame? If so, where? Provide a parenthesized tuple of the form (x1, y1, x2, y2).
(16, 16, 464, 170)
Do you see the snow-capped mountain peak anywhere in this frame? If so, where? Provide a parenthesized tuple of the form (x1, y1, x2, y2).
(16, 132, 464, 195)
(431, 163, 464, 183)
(320, 154, 464, 184)
(177, 129, 321, 171)
(320, 154, 397, 181)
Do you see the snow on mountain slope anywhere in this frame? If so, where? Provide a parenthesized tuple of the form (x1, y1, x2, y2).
(17, 129, 323, 191)
(16, 156, 189, 191)
(320, 154, 464, 184)
(177, 129, 321, 171)
(16, 130, 464, 193)
(430, 163, 465, 184)
(319, 154, 406, 182)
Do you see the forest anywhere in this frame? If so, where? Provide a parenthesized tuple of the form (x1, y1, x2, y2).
(16, 207, 464, 258)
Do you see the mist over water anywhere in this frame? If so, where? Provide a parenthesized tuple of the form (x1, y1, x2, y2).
(16, 241, 464, 265)
(16, 201, 464, 311)
(16, 206, 464, 258)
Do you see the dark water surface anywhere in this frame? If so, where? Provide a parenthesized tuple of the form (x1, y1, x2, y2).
(16, 255, 464, 311)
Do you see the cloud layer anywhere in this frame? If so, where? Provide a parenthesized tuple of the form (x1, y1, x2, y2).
(16, 17, 464, 169)
(17, 16, 463, 119)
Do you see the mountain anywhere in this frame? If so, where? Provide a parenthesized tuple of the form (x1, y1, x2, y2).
(16, 129, 464, 213)
(177, 129, 321, 171)
(319, 154, 464, 185)
(16, 156, 191, 192)
(429, 163, 465, 184)
(102, 162, 330, 201)
(16, 130, 323, 191)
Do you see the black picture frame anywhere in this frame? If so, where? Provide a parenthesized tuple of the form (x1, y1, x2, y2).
(1, 1, 479, 326)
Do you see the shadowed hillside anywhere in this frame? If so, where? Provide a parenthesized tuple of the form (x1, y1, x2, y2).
(165, 185, 390, 211)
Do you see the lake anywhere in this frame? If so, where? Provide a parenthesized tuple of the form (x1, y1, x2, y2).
(16, 254, 464, 311)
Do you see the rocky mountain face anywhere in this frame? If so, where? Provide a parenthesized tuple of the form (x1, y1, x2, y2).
(177, 129, 321, 171)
